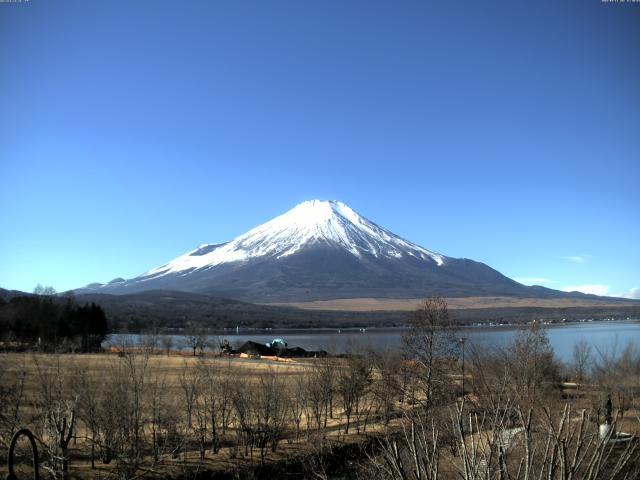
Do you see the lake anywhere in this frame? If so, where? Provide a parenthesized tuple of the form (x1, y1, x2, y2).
(107, 319, 640, 363)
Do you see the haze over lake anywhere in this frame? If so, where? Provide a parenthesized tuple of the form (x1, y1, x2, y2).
(109, 319, 640, 362)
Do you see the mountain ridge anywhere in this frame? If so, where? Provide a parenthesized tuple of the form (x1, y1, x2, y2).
(75, 200, 606, 303)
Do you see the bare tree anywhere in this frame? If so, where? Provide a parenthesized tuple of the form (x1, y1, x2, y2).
(198, 359, 232, 454)
(468, 343, 516, 415)
(371, 350, 403, 425)
(94, 367, 126, 465)
(510, 322, 560, 409)
(185, 323, 208, 356)
(255, 368, 289, 462)
(33, 356, 77, 480)
(140, 329, 159, 354)
(572, 338, 593, 395)
(76, 368, 101, 469)
(0, 362, 27, 450)
(337, 353, 373, 434)
(179, 362, 200, 430)
(100, 350, 151, 474)
(305, 360, 334, 438)
(191, 368, 209, 461)
(147, 366, 174, 463)
(370, 400, 640, 480)
(33, 284, 57, 296)
(402, 297, 458, 411)
(230, 374, 255, 460)
(218, 363, 234, 435)
(160, 335, 174, 356)
(290, 373, 308, 440)
(593, 341, 640, 422)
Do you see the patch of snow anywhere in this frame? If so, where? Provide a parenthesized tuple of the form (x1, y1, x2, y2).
(140, 200, 446, 279)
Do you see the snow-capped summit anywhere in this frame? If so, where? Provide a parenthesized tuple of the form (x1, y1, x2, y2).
(80, 200, 528, 301)
(143, 200, 445, 279)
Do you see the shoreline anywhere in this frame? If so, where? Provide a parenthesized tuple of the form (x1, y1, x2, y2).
(108, 317, 640, 337)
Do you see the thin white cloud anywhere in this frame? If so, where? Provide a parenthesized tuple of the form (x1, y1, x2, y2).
(562, 284, 610, 296)
(615, 287, 640, 300)
(560, 255, 589, 263)
(514, 277, 554, 286)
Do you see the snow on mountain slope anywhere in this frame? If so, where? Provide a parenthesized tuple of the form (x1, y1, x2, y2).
(142, 200, 446, 280)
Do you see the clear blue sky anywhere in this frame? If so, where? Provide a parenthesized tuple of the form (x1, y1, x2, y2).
(1, 0, 638, 298)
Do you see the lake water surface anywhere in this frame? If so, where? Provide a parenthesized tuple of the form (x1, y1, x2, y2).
(108, 319, 640, 363)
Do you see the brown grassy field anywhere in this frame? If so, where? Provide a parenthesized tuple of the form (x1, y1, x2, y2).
(0, 351, 410, 479)
(2, 344, 639, 480)
(268, 295, 637, 311)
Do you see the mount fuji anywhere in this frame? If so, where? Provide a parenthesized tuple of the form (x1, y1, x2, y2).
(78, 200, 564, 302)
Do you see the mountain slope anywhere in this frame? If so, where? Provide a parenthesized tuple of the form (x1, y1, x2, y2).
(77, 200, 580, 302)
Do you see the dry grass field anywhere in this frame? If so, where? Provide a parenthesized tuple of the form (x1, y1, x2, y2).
(270, 295, 637, 311)
(1, 322, 639, 480)
(0, 351, 412, 479)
